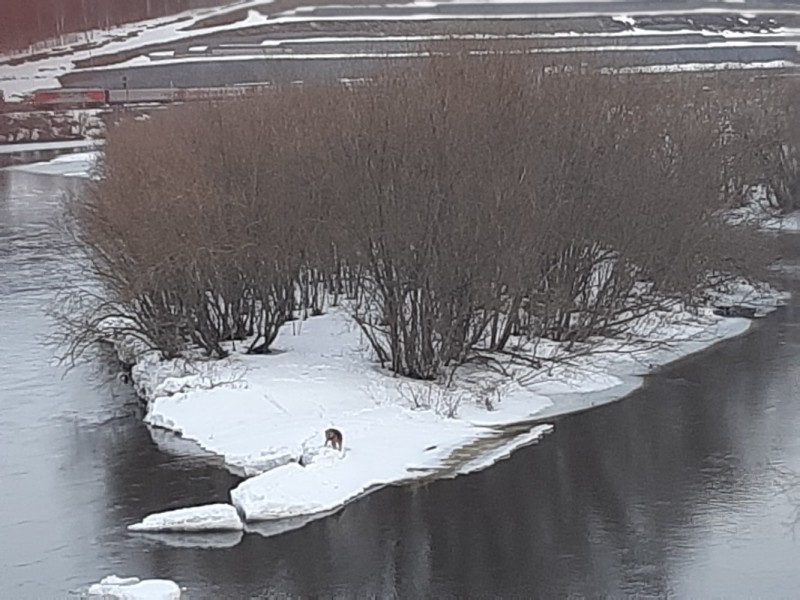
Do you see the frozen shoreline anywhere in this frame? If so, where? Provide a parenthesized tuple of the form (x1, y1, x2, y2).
(115, 281, 787, 534)
(6, 148, 792, 537)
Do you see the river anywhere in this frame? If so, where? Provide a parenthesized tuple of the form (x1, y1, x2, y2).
(1, 167, 799, 598)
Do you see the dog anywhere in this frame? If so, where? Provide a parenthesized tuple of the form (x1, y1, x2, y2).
(324, 428, 343, 451)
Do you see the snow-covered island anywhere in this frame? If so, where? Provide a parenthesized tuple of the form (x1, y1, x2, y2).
(112, 280, 786, 533)
(22, 21, 791, 538)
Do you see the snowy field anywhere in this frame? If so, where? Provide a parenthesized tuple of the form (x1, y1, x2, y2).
(3, 150, 100, 177)
(0, 1, 276, 100)
(86, 575, 182, 600)
(2, 0, 799, 100)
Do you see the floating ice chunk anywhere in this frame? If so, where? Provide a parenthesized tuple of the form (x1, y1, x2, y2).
(128, 503, 243, 532)
(87, 575, 181, 599)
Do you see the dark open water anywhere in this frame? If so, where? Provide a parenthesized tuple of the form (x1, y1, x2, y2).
(1, 168, 799, 598)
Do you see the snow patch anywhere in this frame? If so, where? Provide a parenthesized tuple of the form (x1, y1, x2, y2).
(613, 15, 636, 27)
(603, 60, 795, 74)
(725, 186, 800, 233)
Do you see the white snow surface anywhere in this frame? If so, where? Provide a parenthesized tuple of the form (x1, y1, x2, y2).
(0, 139, 101, 154)
(87, 575, 181, 600)
(0, 2, 275, 100)
(73, 41, 799, 73)
(5, 150, 100, 177)
(724, 187, 800, 233)
(115, 280, 786, 527)
(127, 503, 243, 532)
(3, 0, 798, 99)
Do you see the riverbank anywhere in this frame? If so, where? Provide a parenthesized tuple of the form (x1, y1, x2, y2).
(113, 279, 787, 533)
(0, 109, 104, 144)
(4, 126, 793, 535)
(1, 145, 100, 174)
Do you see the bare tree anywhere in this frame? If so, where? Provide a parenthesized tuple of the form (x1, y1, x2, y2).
(58, 50, 788, 383)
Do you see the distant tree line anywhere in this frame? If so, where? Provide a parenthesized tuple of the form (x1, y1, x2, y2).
(58, 53, 798, 381)
(1, 0, 230, 52)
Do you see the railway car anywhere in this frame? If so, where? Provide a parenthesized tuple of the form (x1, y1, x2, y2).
(106, 88, 179, 104)
(31, 88, 107, 108)
(174, 86, 255, 102)
(28, 83, 278, 110)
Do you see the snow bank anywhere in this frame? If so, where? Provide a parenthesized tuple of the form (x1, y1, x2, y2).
(87, 575, 181, 600)
(75, 41, 795, 74)
(257, 2, 800, 29)
(5, 149, 100, 177)
(602, 60, 795, 74)
(229, 418, 473, 521)
(724, 187, 800, 233)
(113, 279, 786, 531)
(127, 503, 243, 532)
(4, 0, 797, 99)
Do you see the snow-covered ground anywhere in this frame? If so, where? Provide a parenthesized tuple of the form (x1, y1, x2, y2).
(248, 27, 800, 47)
(86, 575, 181, 600)
(0, 2, 275, 100)
(109, 278, 785, 533)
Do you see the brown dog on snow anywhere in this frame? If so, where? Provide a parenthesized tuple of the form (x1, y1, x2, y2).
(324, 428, 343, 451)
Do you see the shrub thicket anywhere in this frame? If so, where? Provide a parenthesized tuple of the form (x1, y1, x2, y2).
(61, 54, 794, 380)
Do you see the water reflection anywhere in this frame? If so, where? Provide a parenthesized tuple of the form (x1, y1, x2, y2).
(0, 169, 240, 596)
(1, 167, 799, 598)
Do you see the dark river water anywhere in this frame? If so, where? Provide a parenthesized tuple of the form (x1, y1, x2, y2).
(2, 167, 800, 598)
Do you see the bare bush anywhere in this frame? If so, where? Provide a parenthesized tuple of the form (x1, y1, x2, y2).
(60, 50, 789, 382)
